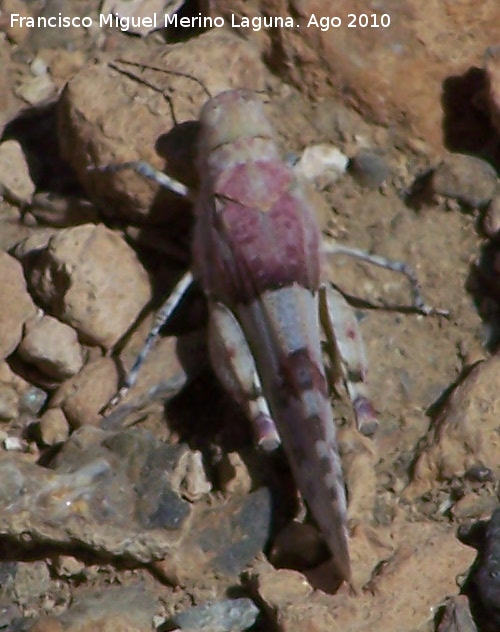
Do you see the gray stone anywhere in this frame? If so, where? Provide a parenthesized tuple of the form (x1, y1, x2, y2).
(349, 150, 390, 188)
(432, 154, 498, 209)
(170, 598, 260, 632)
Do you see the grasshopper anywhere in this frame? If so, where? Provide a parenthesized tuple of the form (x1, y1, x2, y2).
(101, 89, 446, 582)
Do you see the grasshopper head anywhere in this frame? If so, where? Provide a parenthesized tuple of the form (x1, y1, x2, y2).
(198, 90, 275, 157)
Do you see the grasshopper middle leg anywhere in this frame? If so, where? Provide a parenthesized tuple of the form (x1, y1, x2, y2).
(322, 240, 449, 316)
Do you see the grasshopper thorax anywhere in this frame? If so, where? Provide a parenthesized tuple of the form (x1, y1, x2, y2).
(197, 90, 275, 160)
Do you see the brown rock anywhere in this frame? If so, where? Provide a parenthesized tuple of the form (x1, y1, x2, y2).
(168, 488, 271, 586)
(254, 521, 474, 632)
(482, 196, 500, 240)
(28, 585, 157, 632)
(51, 357, 119, 427)
(27, 224, 152, 349)
(0, 381, 18, 420)
(14, 74, 57, 106)
(451, 492, 497, 521)
(29, 616, 64, 632)
(218, 0, 500, 148)
(10, 228, 58, 260)
(407, 355, 500, 498)
(0, 363, 24, 421)
(217, 451, 253, 495)
(50, 555, 85, 578)
(256, 565, 314, 612)
(485, 45, 500, 136)
(0, 362, 46, 420)
(0, 140, 36, 203)
(44, 49, 86, 87)
(3, 560, 52, 610)
(0, 0, 33, 44)
(18, 315, 84, 380)
(38, 408, 70, 445)
(0, 252, 37, 361)
(0, 42, 13, 134)
(270, 522, 328, 570)
(27, 0, 88, 51)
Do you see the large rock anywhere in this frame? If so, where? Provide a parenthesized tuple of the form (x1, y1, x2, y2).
(18, 315, 84, 380)
(0, 252, 37, 361)
(26, 224, 152, 349)
(0, 425, 271, 585)
(407, 355, 500, 498)
(28, 584, 157, 632)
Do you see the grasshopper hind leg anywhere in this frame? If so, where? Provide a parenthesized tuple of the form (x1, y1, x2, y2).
(320, 284, 379, 436)
(208, 301, 280, 451)
(320, 239, 448, 434)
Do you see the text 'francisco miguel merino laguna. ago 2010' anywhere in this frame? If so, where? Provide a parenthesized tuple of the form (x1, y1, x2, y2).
(9, 12, 391, 32)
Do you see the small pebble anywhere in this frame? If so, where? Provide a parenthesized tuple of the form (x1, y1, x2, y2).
(270, 521, 328, 569)
(4, 436, 25, 451)
(50, 555, 85, 578)
(464, 465, 494, 483)
(30, 57, 48, 77)
(217, 451, 252, 495)
(18, 386, 48, 415)
(14, 74, 57, 106)
(294, 144, 348, 187)
(176, 449, 212, 501)
(348, 150, 390, 188)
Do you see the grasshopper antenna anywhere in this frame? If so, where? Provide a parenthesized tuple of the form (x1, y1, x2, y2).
(109, 58, 213, 125)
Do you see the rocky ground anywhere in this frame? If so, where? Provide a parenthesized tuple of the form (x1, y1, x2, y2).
(0, 0, 500, 630)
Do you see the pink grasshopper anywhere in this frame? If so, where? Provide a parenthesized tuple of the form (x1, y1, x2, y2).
(102, 90, 446, 582)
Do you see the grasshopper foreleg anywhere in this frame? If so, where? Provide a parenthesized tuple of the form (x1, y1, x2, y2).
(109, 271, 194, 407)
(322, 240, 449, 316)
(208, 302, 280, 451)
(97, 159, 196, 410)
(92, 161, 191, 199)
(320, 284, 379, 436)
